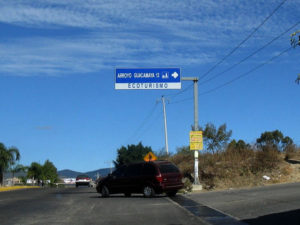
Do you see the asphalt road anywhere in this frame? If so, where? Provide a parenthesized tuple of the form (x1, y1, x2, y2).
(0, 187, 203, 225)
(184, 182, 300, 225)
(1, 182, 299, 225)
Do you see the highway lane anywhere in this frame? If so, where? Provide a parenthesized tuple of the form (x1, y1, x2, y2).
(1, 182, 299, 225)
(0, 187, 203, 225)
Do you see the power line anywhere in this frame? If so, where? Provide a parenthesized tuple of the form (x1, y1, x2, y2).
(168, 96, 194, 105)
(199, 21, 300, 86)
(198, 0, 288, 81)
(165, 83, 194, 100)
(164, 0, 288, 102)
(198, 46, 292, 96)
(133, 107, 163, 144)
(168, 46, 292, 104)
(125, 102, 158, 144)
(165, 83, 193, 97)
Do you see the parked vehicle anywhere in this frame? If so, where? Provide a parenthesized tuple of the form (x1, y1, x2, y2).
(96, 161, 183, 197)
(75, 174, 91, 187)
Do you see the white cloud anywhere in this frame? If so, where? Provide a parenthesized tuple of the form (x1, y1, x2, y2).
(0, 0, 299, 76)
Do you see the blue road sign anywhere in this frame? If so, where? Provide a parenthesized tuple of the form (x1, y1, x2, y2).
(115, 68, 181, 90)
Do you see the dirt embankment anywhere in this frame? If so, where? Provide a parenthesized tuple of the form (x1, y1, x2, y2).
(168, 148, 300, 191)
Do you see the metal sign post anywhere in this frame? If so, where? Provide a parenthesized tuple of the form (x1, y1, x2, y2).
(161, 96, 169, 155)
(182, 77, 202, 187)
(115, 68, 181, 156)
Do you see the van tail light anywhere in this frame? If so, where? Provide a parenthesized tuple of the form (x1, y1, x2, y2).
(156, 174, 163, 183)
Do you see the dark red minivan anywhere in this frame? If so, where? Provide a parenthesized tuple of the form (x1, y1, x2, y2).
(96, 161, 183, 197)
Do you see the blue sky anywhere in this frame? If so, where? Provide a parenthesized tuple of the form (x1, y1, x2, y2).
(0, 0, 299, 172)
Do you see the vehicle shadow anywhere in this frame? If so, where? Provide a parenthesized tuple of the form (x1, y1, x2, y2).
(53, 191, 97, 195)
(243, 209, 300, 225)
(285, 159, 300, 164)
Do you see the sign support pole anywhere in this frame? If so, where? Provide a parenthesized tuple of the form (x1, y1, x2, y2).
(161, 96, 169, 155)
(193, 79, 200, 185)
(182, 77, 201, 186)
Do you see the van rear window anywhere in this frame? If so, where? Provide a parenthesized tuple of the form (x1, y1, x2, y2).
(159, 164, 179, 173)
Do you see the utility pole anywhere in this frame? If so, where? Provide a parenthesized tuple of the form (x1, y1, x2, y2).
(161, 96, 169, 155)
(181, 77, 201, 186)
(104, 161, 113, 174)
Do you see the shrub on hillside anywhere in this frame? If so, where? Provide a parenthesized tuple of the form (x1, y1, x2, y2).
(251, 146, 281, 173)
(170, 150, 193, 181)
(166, 141, 285, 190)
(284, 145, 300, 160)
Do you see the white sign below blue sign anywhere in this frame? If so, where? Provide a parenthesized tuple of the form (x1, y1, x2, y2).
(115, 68, 181, 90)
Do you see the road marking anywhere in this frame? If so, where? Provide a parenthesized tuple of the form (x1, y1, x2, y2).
(169, 195, 247, 225)
(148, 203, 170, 206)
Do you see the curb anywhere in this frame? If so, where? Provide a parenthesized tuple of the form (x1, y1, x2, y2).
(0, 186, 40, 192)
(170, 195, 247, 225)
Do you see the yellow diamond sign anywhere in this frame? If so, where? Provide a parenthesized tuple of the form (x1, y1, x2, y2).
(190, 131, 203, 150)
(144, 152, 157, 162)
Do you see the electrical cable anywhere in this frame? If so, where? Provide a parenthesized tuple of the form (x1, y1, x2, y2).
(168, 96, 194, 105)
(198, 46, 293, 96)
(168, 46, 293, 104)
(133, 108, 163, 143)
(163, 0, 288, 101)
(198, 0, 288, 81)
(125, 102, 159, 144)
(165, 83, 194, 100)
(199, 21, 300, 86)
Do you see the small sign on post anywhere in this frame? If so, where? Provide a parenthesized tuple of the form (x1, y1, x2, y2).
(144, 152, 157, 162)
(190, 131, 203, 150)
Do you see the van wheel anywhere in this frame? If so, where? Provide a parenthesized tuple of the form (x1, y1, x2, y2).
(143, 185, 155, 198)
(101, 185, 110, 198)
(166, 191, 177, 197)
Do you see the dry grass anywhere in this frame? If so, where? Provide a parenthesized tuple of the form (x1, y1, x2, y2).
(167, 145, 300, 191)
(285, 145, 300, 160)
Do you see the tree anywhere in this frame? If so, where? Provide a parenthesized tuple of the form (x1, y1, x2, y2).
(176, 146, 193, 156)
(256, 130, 293, 151)
(27, 162, 43, 185)
(27, 160, 58, 185)
(290, 30, 300, 48)
(114, 142, 152, 168)
(42, 160, 58, 184)
(0, 142, 20, 186)
(155, 148, 170, 160)
(290, 31, 299, 84)
(201, 123, 232, 154)
(10, 164, 27, 185)
(227, 139, 250, 152)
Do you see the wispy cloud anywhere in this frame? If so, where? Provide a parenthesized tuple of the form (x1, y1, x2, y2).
(0, 0, 299, 76)
(36, 126, 52, 131)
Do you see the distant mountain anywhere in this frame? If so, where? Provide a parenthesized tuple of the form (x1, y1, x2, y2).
(4, 171, 26, 179)
(58, 168, 112, 179)
(4, 168, 112, 181)
(58, 169, 82, 178)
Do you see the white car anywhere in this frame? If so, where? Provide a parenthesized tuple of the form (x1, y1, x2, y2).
(75, 174, 91, 187)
